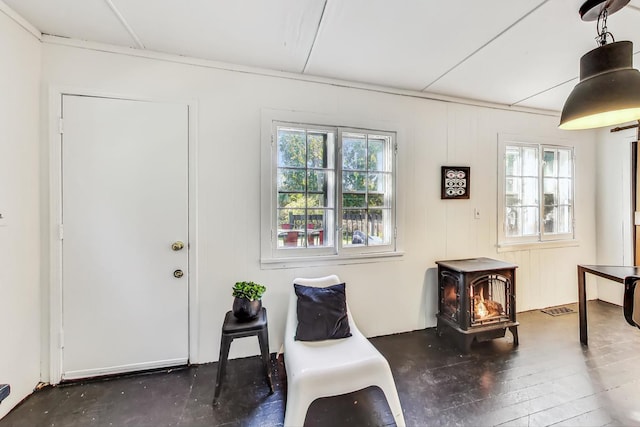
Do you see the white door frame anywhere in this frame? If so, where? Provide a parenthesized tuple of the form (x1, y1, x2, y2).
(47, 88, 200, 384)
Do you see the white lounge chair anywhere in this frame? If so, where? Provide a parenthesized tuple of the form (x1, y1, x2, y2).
(283, 275, 406, 426)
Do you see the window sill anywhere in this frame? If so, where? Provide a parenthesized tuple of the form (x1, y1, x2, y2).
(260, 251, 405, 270)
(497, 240, 580, 253)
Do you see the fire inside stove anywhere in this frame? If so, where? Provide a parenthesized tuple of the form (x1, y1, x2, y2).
(470, 275, 508, 325)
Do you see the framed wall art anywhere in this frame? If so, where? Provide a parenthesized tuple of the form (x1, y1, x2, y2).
(441, 166, 470, 199)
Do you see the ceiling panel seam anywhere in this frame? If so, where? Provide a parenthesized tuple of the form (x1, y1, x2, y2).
(302, 0, 328, 74)
(104, 0, 145, 49)
(419, 0, 552, 92)
(510, 76, 578, 107)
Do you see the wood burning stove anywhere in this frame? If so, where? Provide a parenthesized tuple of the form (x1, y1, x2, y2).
(435, 257, 519, 352)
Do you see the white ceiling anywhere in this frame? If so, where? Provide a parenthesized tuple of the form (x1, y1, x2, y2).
(5, 0, 640, 112)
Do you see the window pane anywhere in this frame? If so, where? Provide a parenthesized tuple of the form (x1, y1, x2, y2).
(522, 207, 539, 236)
(307, 170, 327, 193)
(277, 128, 306, 168)
(543, 179, 557, 204)
(543, 193, 556, 209)
(343, 134, 367, 170)
(288, 211, 306, 229)
(306, 210, 325, 227)
(506, 207, 521, 236)
(341, 209, 389, 246)
(343, 193, 366, 207)
(278, 169, 305, 192)
(506, 194, 520, 209)
(277, 229, 301, 248)
(307, 132, 327, 168)
(543, 149, 556, 177)
(368, 193, 384, 207)
(557, 206, 572, 233)
(367, 172, 387, 193)
(278, 193, 304, 208)
(522, 147, 538, 176)
(343, 171, 367, 192)
(558, 178, 571, 204)
(307, 194, 324, 208)
(522, 178, 538, 205)
(558, 149, 571, 177)
(543, 181, 556, 235)
(367, 209, 387, 245)
(543, 206, 556, 233)
(505, 205, 541, 236)
(278, 209, 302, 228)
(277, 209, 304, 247)
(505, 147, 520, 176)
(368, 137, 387, 172)
(343, 209, 367, 246)
(506, 178, 520, 206)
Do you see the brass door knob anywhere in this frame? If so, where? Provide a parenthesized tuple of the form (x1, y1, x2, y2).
(171, 241, 185, 251)
(173, 269, 184, 278)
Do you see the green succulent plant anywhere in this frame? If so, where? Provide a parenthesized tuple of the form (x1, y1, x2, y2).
(232, 281, 266, 301)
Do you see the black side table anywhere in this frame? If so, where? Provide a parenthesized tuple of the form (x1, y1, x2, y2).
(213, 307, 274, 403)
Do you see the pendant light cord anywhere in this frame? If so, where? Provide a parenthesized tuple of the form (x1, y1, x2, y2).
(596, 8, 615, 46)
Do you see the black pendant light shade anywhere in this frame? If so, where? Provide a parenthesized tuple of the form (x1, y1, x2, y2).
(559, 41, 640, 130)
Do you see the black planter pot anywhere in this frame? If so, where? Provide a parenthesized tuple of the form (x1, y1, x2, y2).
(232, 297, 262, 321)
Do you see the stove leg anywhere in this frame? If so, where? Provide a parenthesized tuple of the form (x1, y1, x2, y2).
(509, 326, 519, 346)
(436, 318, 444, 337)
(456, 334, 474, 353)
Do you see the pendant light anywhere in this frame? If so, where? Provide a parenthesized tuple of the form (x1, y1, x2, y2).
(559, 0, 640, 130)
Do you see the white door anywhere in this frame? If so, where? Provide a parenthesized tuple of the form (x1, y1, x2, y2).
(61, 95, 189, 380)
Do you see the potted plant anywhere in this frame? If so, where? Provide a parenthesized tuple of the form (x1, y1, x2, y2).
(232, 281, 266, 321)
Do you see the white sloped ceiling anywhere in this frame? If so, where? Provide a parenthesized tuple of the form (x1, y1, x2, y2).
(4, 0, 640, 112)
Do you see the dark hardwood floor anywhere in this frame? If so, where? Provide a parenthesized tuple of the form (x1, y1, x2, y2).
(1, 300, 639, 426)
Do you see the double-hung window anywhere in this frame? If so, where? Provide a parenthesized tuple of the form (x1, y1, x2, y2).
(269, 121, 396, 260)
(498, 136, 575, 246)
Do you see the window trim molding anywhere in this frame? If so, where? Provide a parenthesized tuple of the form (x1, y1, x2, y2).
(260, 250, 406, 270)
(496, 239, 580, 253)
(260, 109, 403, 267)
(497, 133, 577, 247)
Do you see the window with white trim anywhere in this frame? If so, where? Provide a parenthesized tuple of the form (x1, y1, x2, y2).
(498, 136, 575, 245)
(270, 121, 396, 259)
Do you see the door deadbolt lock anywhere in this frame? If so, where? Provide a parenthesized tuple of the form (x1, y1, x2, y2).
(173, 269, 184, 278)
(171, 241, 185, 251)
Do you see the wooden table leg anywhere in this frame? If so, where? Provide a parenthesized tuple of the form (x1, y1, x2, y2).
(577, 265, 588, 345)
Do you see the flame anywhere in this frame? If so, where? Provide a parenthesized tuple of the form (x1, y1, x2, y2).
(476, 301, 489, 318)
(474, 286, 504, 320)
(475, 286, 488, 318)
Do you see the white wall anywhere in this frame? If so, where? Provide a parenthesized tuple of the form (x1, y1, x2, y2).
(595, 126, 636, 304)
(39, 41, 597, 369)
(0, 9, 41, 419)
